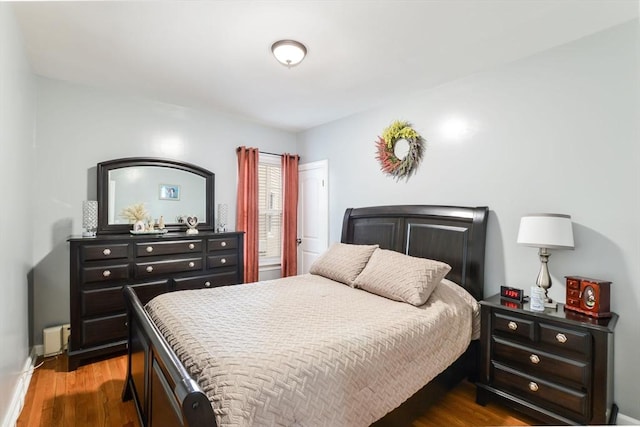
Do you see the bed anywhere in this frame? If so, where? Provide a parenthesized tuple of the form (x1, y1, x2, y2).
(122, 205, 489, 427)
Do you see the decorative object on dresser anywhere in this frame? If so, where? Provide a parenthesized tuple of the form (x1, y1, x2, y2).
(565, 276, 612, 318)
(217, 203, 228, 232)
(476, 294, 618, 425)
(517, 213, 575, 309)
(82, 200, 98, 237)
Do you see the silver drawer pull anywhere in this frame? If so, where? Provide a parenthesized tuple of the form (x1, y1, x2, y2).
(103, 248, 111, 256)
(221, 241, 227, 247)
(146, 246, 154, 253)
(529, 354, 540, 364)
(188, 243, 195, 250)
(146, 266, 153, 273)
(529, 382, 539, 392)
(220, 258, 226, 264)
(556, 333, 567, 343)
(508, 321, 518, 331)
(204, 281, 211, 288)
(102, 270, 111, 277)
(188, 262, 195, 268)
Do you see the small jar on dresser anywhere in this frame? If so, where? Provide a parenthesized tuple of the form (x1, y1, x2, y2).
(476, 293, 618, 425)
(68, 231, 244, 371)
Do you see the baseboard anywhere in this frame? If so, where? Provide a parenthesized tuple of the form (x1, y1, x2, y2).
(617, 412, 640, 425)
(1, 347, 37, 427)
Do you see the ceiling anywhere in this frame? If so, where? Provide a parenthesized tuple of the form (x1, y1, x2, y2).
(12, 1, 638, 132)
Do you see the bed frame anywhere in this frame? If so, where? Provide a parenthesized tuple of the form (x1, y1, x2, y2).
(122, 205, 489, 427)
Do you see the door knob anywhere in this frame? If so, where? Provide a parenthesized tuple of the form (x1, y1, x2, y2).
(296, 238, 302, 245)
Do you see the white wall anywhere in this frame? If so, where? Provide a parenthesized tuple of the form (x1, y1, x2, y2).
(298, 20, 640, 420)
(31, 78, 297, 345)
(0, 4, 36, 426)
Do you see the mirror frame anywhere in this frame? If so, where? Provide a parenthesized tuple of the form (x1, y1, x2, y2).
(97, 157, 215, 234)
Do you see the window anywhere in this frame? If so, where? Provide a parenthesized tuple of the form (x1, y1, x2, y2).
(258, 155, 282, 264)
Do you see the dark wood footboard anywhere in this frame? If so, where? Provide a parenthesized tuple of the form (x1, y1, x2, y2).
(122, 286, 217, 427)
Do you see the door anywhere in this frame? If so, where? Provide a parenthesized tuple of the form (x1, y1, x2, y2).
(297, 160, 329, 274)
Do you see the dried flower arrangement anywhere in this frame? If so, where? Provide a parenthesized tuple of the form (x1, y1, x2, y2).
(120, 203, 149, 222)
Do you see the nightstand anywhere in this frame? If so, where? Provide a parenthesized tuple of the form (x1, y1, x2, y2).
(476, 293, 618, 425)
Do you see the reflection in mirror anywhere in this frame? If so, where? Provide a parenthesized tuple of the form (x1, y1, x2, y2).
(394, 138, 410, 159)
(108, 166, 207, 225)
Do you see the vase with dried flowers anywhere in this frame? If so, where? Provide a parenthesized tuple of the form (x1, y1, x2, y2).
(120, 203, 149, 232)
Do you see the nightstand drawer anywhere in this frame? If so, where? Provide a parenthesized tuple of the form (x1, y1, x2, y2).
(493, 312, 535, 341)
(492, 363, 589, 421)
(493, 337, 590, 386)
(540, 323, 591, 356)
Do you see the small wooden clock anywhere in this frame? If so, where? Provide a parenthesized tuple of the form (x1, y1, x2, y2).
(565, 276, 612, 318)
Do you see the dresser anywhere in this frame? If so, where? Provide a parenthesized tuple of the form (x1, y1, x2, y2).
(68, 231, 244, 370)
(476, 294, 618, 425)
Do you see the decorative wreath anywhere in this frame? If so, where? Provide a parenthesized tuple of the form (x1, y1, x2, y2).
(375, 120, 425, 180)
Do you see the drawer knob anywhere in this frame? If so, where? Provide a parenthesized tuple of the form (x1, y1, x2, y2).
(146, 266, 154, 273)
(146, 246, 154, 253)
(221, 241, 227, 247)
(507, 321, 518, 331)
(528, 381, 539, 392)
(529, 354, 540, 364)
(188, 243, 195, 250)
(220, 258, 227, 264)
(103, 248, 111, 256)
(188, 262, 195, 268)
(102, 270, 111, 277)
(556, 333, 567, 343)
(204, 281, 211, 288)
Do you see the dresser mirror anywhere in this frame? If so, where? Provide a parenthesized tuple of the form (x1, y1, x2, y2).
(97, 157, 215, 234)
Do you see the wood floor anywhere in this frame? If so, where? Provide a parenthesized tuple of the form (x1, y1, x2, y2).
(17, 353, 538, 427)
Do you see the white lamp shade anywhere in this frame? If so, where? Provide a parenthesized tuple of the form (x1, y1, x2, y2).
(517, 214, 574, 249)
(271, 40, 307, 67)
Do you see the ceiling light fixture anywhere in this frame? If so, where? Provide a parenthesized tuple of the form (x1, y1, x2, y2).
(271, 40, 307, 68)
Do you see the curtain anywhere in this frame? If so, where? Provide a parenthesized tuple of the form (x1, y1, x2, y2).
(236, 146, 259, 283)
(281, 153, 299, 277)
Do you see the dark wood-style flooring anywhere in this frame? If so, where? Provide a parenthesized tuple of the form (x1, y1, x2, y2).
(17, 353, 538, 427)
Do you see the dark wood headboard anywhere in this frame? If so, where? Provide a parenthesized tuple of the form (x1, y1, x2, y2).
(341, 205, 489, 301)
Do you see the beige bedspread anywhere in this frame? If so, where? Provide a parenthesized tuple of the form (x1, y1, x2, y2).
(146, 274, 479, 427)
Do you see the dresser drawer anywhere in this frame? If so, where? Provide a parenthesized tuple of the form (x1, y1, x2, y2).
(492, 311, 535, 341)
(81, 313, 128, 348)
(207, 253, 238, 269)
(174, 272, 239, 290)
(540, 323, 591, 357)
(136, 240, 202, 257)
(81, 243, 129, 261)
(208, 237, 238, 251)
(493, 337, 590, 387)
(81, 280, 169, 316)
(492, 363, 589, 421)
(81, 264, 129, 284)
(135, 257, 202, 277)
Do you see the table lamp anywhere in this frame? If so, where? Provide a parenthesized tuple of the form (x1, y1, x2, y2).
(517, 213, 574, 308)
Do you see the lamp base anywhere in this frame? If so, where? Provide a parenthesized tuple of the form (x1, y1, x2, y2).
(82, 231, 96, 238)
(544, 299, 558, 310)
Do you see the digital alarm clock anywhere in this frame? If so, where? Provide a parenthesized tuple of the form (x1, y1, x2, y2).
(500, 285, 525, 303)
